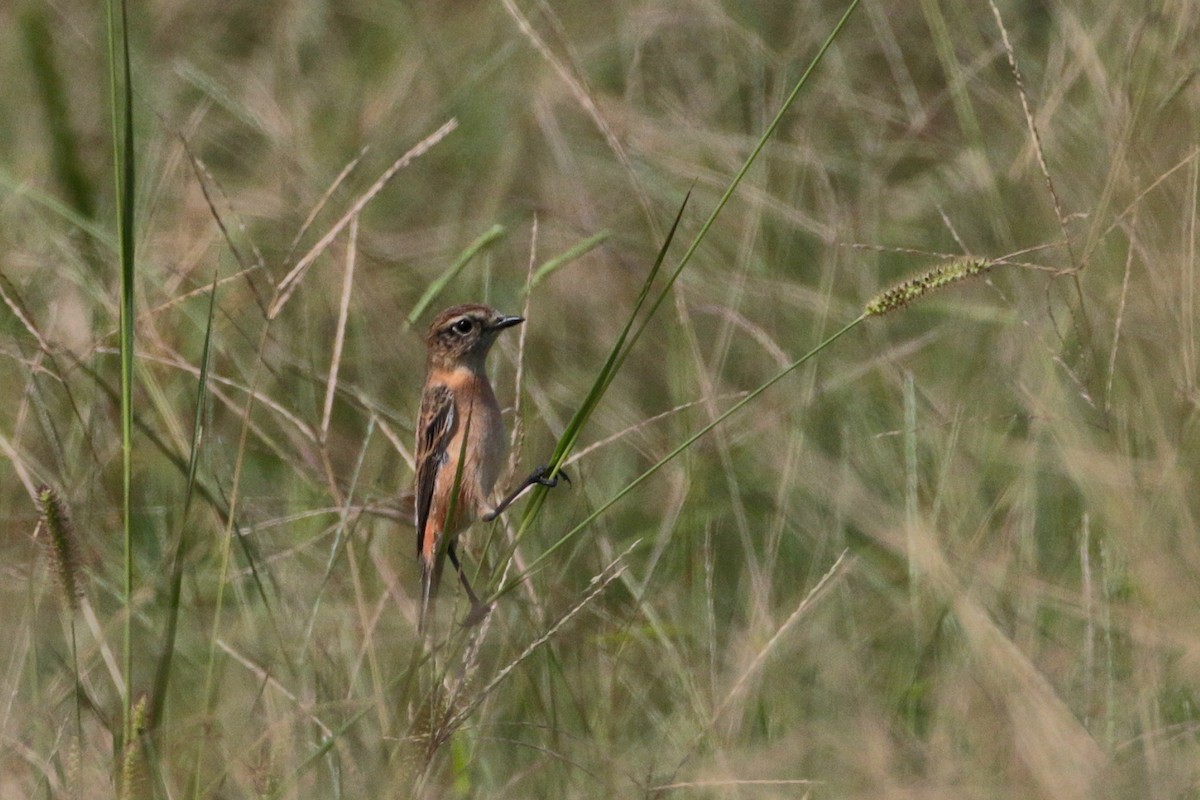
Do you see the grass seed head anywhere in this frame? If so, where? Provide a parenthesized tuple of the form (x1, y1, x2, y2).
(36, 485, 82, 612)
(119, 694, 149, 800)
(866, 258, 992, 316)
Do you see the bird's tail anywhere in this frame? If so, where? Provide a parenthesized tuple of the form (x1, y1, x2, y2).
(418, 550, 443, 637)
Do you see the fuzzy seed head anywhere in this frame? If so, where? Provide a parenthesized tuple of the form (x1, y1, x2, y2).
(120, 695, 149, 800)
(866, 258, 992, 316)
(37, 485, 81, 612)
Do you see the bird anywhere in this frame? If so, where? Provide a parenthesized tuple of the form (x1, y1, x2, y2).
(414, 303, 566, 634)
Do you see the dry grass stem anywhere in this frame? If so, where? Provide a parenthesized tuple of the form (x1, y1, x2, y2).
(713, 549, 852, 727)
(321, 213, 359, 440)
(988, 0, 1074, 267)
(271, 119, 458, 319)
(439, 540, 637, 741)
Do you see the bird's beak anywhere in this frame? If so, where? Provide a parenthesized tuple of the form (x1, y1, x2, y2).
(492, 315, 525, 331)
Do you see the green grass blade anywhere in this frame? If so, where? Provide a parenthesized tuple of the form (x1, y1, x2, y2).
(19, 6, 99, 236)
(0, 165, 115, 251)
(476, 194, 687, 591)
(494, 314, 866, 600)
(507, 189, 691, 537)
(106, 0, 137, 756)
(502, 0, 863, 554)
(407, 224, 507, 325)
(299, 418, 375, 654)
(528, 230, 611, 289)
(620, 0, 864, 363)
(147, 270, 219, 731)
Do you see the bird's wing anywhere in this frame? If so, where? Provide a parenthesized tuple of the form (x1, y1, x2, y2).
(414, 383, 456, 558)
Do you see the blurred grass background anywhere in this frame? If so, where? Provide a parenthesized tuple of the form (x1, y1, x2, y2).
(3, 0, 1200, 797)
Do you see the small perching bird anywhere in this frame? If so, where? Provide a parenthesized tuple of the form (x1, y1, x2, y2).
(414, 303, 566, 635)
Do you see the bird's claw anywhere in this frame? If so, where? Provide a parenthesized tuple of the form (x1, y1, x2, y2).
(533, 464, 570, 488)
(483, 464, 571, 523)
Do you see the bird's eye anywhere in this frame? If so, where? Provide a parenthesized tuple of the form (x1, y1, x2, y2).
(452, 318, 474, 335)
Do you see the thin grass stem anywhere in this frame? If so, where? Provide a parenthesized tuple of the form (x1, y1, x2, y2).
(105, 0, 137, 756)
(492, 314, 864, 600)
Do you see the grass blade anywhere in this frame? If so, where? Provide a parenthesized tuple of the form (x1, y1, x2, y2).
(504, 189, 691, 540)
(494, 315, 865, 599)
(528, 230, 611, 289)
(495, 0, 865, 576)
(407, 223, 507, 325)
(147, 270, 219, 731)
(106, 0, 137, 756)
(19, 6, 99, 249)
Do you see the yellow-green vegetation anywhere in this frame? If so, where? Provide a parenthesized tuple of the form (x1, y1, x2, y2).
(2, 0, 1198, 797)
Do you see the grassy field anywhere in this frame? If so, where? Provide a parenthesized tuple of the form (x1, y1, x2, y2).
(3, 0, 1199, 797)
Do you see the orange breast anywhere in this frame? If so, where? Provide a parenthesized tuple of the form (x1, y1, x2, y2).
(421, 367, 507, 553)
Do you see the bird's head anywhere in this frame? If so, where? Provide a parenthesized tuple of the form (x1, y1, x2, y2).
(425, 303, 523, 371)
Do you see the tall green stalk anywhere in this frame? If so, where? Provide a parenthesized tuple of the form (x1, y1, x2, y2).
(493, 0, 865, 581)
(106, 0, 136, 756)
